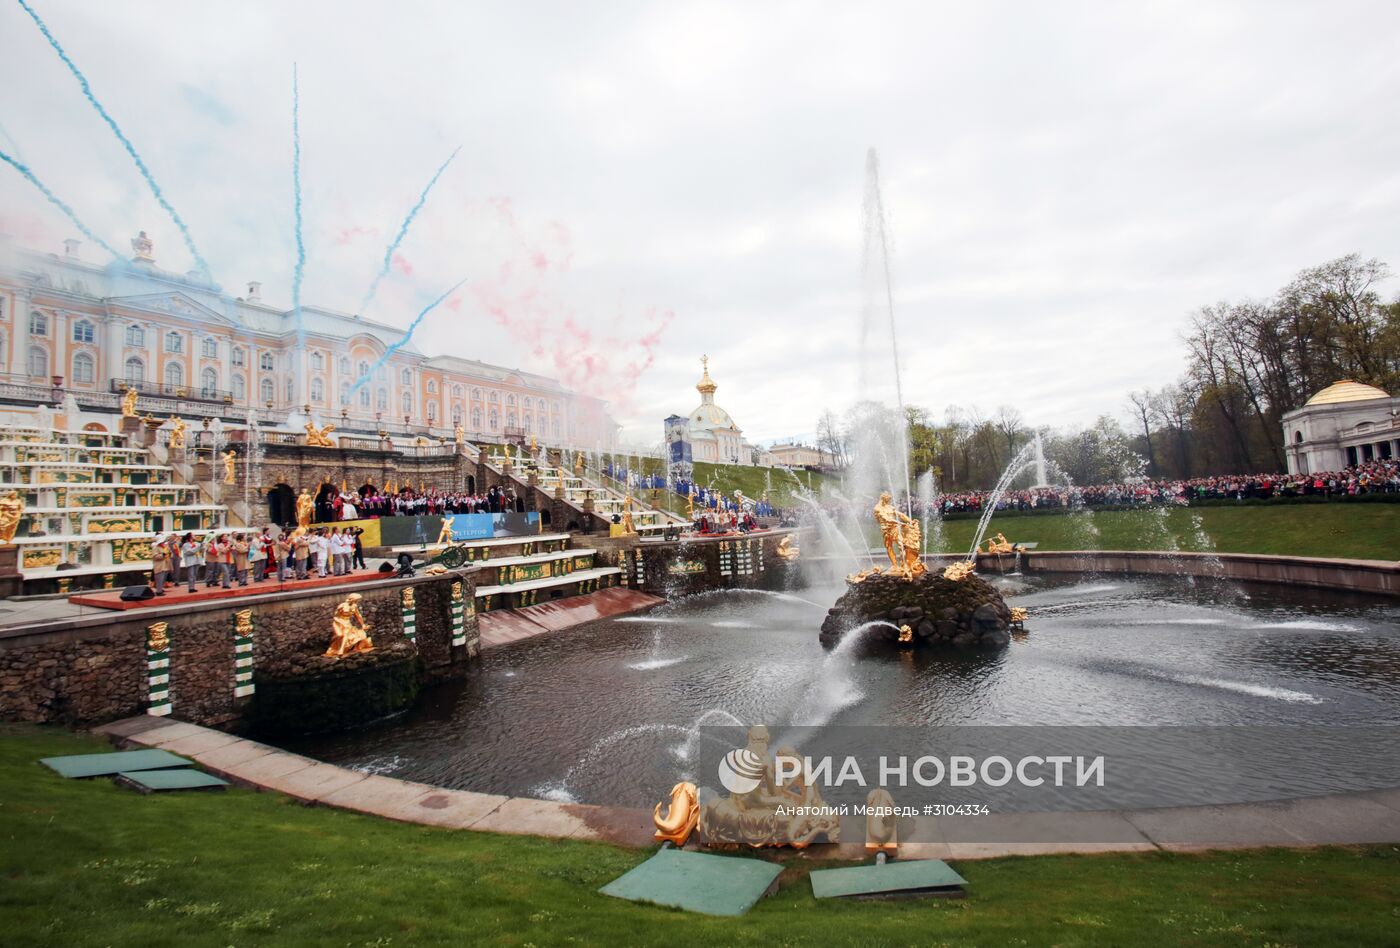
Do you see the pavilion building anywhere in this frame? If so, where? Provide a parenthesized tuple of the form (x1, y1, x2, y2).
(1281, 380, 1399, 474)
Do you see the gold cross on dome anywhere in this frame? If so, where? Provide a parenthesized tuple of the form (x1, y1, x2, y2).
(701, 354, 708, 372)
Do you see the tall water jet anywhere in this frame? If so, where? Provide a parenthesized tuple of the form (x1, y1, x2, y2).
(966, 440, 1039, 559)
(1032, 430, 1049, 488)
(916, 467, 943, 554)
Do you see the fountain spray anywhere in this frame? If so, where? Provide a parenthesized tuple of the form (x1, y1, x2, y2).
(0, 148, 122, 260)
(358, 146, 462, 315)
(18, 0, 213, 282)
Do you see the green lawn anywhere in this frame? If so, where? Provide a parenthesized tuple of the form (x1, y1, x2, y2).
(2, 725, 1397, 946)
(921, 503, 1400, 561)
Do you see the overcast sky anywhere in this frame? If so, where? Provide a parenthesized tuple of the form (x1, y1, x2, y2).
(3, 1, 1399, 445)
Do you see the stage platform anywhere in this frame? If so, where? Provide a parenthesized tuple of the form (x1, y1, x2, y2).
(67, 568, 384, 611)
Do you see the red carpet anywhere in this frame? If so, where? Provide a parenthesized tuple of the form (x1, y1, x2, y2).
(68, 569, 384, 611)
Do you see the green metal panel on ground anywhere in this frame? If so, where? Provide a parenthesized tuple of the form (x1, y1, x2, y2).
(599, 848, 783, 916)
(116, 769, 229, 792)
(810, 859, 967, 899)
(39, 749, 191, 779)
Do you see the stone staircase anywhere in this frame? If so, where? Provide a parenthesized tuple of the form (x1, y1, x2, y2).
(0, 425, 233, 589)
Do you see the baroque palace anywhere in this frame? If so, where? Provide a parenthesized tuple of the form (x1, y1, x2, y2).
(0, 231, 619, 447)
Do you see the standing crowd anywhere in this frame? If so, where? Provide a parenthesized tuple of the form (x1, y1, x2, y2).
(148, 526, 369, 595)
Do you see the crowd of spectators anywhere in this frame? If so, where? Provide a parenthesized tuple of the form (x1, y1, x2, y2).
(928, 459, 1400, 516)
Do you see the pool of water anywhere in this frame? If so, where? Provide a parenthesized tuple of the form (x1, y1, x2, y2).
(284, 574, 1400, 810)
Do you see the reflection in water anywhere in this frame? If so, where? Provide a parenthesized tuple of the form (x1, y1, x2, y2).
(284, 574, 1400, 808)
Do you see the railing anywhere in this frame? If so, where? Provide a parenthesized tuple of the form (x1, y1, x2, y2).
(0, 377, 284, 425)
(110, 378, 235, 404)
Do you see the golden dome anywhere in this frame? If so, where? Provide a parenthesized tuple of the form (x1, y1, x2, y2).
(696, 354, 717, 396)
(1304, 380, 1390, 406)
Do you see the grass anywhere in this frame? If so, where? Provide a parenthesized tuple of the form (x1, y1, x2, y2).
(919, 503, 1400, 561)
(3, 724, 1398, 946)
(592, 457, 830, 515)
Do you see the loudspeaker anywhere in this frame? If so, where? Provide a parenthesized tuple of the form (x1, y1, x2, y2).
(120, 585, 155, 601)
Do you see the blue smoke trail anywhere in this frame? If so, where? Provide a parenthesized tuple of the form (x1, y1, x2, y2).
(357, 146, 461, 315)
(348, 276, 468, 395)
(291, 65, 307, 394)
(17, 0, 213, 281)
(0, 147, 122, 260)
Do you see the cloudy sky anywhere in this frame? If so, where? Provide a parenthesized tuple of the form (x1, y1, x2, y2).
(3, 1, 1399, 445)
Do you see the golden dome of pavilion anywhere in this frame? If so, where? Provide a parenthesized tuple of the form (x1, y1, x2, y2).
(696, 355, 718, 396)
(1303, 380, 1390, 406)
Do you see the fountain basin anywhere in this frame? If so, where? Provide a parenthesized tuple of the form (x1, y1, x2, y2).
(819, 569, 1012, 647)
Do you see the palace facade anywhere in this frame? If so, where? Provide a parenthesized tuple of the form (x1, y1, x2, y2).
(0, 232, 619, 447)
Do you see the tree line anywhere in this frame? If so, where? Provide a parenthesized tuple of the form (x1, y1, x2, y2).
(815, 254, 1400, 491)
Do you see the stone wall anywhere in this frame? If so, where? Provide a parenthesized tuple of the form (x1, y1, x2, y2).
(0, 568, 479, 728)
(591, 530, 800, 598)
(976, 549, 1400, 596)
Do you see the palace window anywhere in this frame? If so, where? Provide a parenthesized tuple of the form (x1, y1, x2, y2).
(72, 320, 95, 344)
(376, 388, 387, 410)
(201, 367, 219, 397)
(259, 352, 274, 371)
(285, 379, 293, 401)
(29, 312, 47, 337)
(311, 351, 324, 370)
(359, 387, 370, 408)
(507, 409, 517, 427)
(524, 397, 532, 410)
(201, 337, 218, 359)
(72, 352, 95, 384)
(401, 391, 412, 414)
(488, 390, 498, 404)
(451, 405, 462, 426)
(27, 346, 47, 378)
(553, 419, 561, 437)
(231, 347, 246, 367)
(165, 362, 183, 388)
(125, 325, 145, 348)
(233, 374, 246, 400)
(400, 368, 411, 386)
(340, 383, 349, 406)
(339, 356, 350, 375)
(427, 402, 437, 422)
(524, 415, 532, 434)
(427, 380, 437, 394)
(470, 387, 480, 401)
(124, 357, 145, 383)
(488, 409, 498, 430)
(506, 393, 516, 407)
(471, 407, 481, 429)
(260, 378, 274, 402)
(357, 360, 369, 379)
(164, 332, 183, 354)
(452, 384, 463, 399)
(311, 378, 324, 402)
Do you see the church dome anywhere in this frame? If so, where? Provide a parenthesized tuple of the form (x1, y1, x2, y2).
(691, 403, 735, 429)
(1304, 380, 1390, 406)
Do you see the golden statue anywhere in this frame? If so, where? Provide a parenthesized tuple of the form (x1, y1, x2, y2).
(296, 489, 314, 528)
(0, 490, 24, 544)
(324, 593, 373, 657)
(437, 515, 455, 545)
(775, 534, 800, 561)
(653, 781, 700, 846)
(1010, 606, 1028, 629)
(304, 421, 336, 447)
(981, 532, 1015, 555)
(530, 435, 538, 457)
(620, 494, 637, 535)
(693, 728, 840, 849)
(454, 423, 465, 445)
(573, 451, 584, 477)
(222, 449, 237, 485)
(943, 560, 975, 582)
(898, 624, 913, 643)
(503, 443, 514, 465)
(168, 416, 186, 449)
(686, 486, 695, 518)
(873, 491, 925, 579)
(121, 387, 139, 417)
(865, 788, 900, 855)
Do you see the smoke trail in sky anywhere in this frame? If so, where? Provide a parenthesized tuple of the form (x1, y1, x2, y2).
(17, 0, 213, 281)
(291, 65, 307, 402)
(0, 147, 122, 260)
(348, 277, 468, 395)
(357, 146, 461, 315)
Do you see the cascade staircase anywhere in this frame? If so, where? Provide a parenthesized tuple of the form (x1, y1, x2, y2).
(0, 425, 233, 590)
